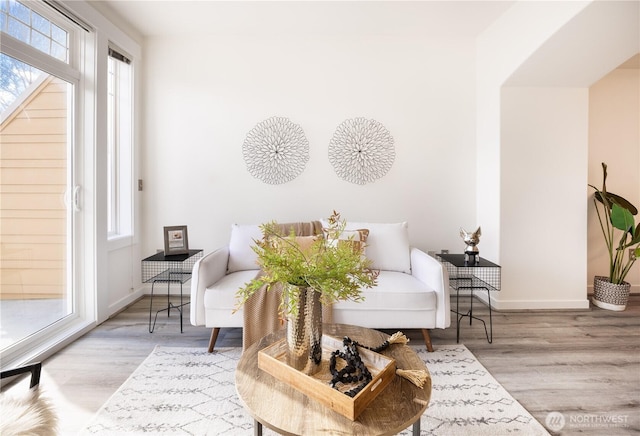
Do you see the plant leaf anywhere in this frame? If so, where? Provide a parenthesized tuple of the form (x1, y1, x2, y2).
(611, 203, 634, 233)
(631, 223, 640, 245)
(594, 191, 638, 215)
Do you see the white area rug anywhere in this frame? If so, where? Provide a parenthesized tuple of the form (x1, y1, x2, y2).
(81, 345, 550, 435)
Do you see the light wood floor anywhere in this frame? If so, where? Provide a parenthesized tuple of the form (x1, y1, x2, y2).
(9, 295, 640, 435)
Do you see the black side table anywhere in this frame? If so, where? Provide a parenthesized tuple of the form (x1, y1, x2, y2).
(437, 254, 501, 344)
(142, 249, 203, 333)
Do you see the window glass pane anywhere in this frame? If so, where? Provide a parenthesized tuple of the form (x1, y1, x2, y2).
(50, 42, 65, 62)
(107, 53, 133, 238)
(7, 17, 28, 43)
(31, 30, 49, 54)
(51, 23, 65, 45)
(0, 54, 43, 120)
(31, 11, 50, 36)
(8, 0, 29, 24)
(0, 13, 6, 32)
(0, 52, 73, 351)
(107, 57, 115, 234)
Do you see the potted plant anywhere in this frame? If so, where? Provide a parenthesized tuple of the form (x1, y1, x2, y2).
(236, 211, 378, 374)
(589, 163, 640, 311)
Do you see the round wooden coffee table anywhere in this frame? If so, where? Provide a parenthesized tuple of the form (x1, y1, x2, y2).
(236, 323, 431, 436)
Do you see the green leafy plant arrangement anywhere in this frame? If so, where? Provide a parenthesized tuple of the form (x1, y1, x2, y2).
(589, 163, 640, 284)
(236, 211, 378, 317)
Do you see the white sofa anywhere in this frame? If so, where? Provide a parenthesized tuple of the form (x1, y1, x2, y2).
(190, 221, 450, 352)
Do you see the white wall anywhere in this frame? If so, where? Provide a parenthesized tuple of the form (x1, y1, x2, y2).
(142, 32, 477, 259)
(588, 67, 640, 293)
(476, 0, 591, 263)
(138, 1, 638, 310)
(501, 87, 589, 309)
(475, 0, 592, 309)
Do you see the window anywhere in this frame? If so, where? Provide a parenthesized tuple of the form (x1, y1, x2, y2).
(107, 47, 133, 238)
(0, 0, 68, 62)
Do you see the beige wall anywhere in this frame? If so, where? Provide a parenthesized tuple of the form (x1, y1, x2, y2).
(588, 65, 640, 293)
(0, 77, 68, 299)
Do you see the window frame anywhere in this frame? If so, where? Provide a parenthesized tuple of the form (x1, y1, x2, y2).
(106, 48, 134, 241)
(0, 0, 89, 367)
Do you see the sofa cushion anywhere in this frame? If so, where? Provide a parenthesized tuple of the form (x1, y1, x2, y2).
(324, 227, 369, 254)
(339, 228, 368, 254)
(335, 221, 411, 273)
(274, 235, 319, 255)
(227, 224, 263, 273)
(204, 270, 259, 310)
(332, 271, 435, 310)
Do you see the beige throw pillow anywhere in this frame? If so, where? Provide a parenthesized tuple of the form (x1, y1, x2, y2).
(294, 235, 318, 255)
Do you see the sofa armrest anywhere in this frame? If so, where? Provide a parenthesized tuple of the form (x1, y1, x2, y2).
(410, 247, 450, 328)
(190, 247, 229, 326)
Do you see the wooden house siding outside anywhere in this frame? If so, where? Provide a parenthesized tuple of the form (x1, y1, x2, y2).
(1, 76, 68, 300)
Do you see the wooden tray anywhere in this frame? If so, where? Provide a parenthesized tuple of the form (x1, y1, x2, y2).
(258, 334, 396, 420)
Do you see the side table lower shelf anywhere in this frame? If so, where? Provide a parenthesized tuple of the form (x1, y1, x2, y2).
(452, 276, 494, 344)
(148, 270, 191, 333)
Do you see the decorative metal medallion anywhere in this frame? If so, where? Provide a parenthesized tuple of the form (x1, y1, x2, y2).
(243, 116, 309, 184)
(328, 118, 395, 185)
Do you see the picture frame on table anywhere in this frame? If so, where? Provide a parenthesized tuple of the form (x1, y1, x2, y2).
(163, 225, 189, 255)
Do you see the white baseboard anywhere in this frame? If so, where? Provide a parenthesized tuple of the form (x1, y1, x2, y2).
(107, 286, 147, 318)
(454, 290, 591, 310)
(490, 296, 590, 310)
(454, 281, 638, 311)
